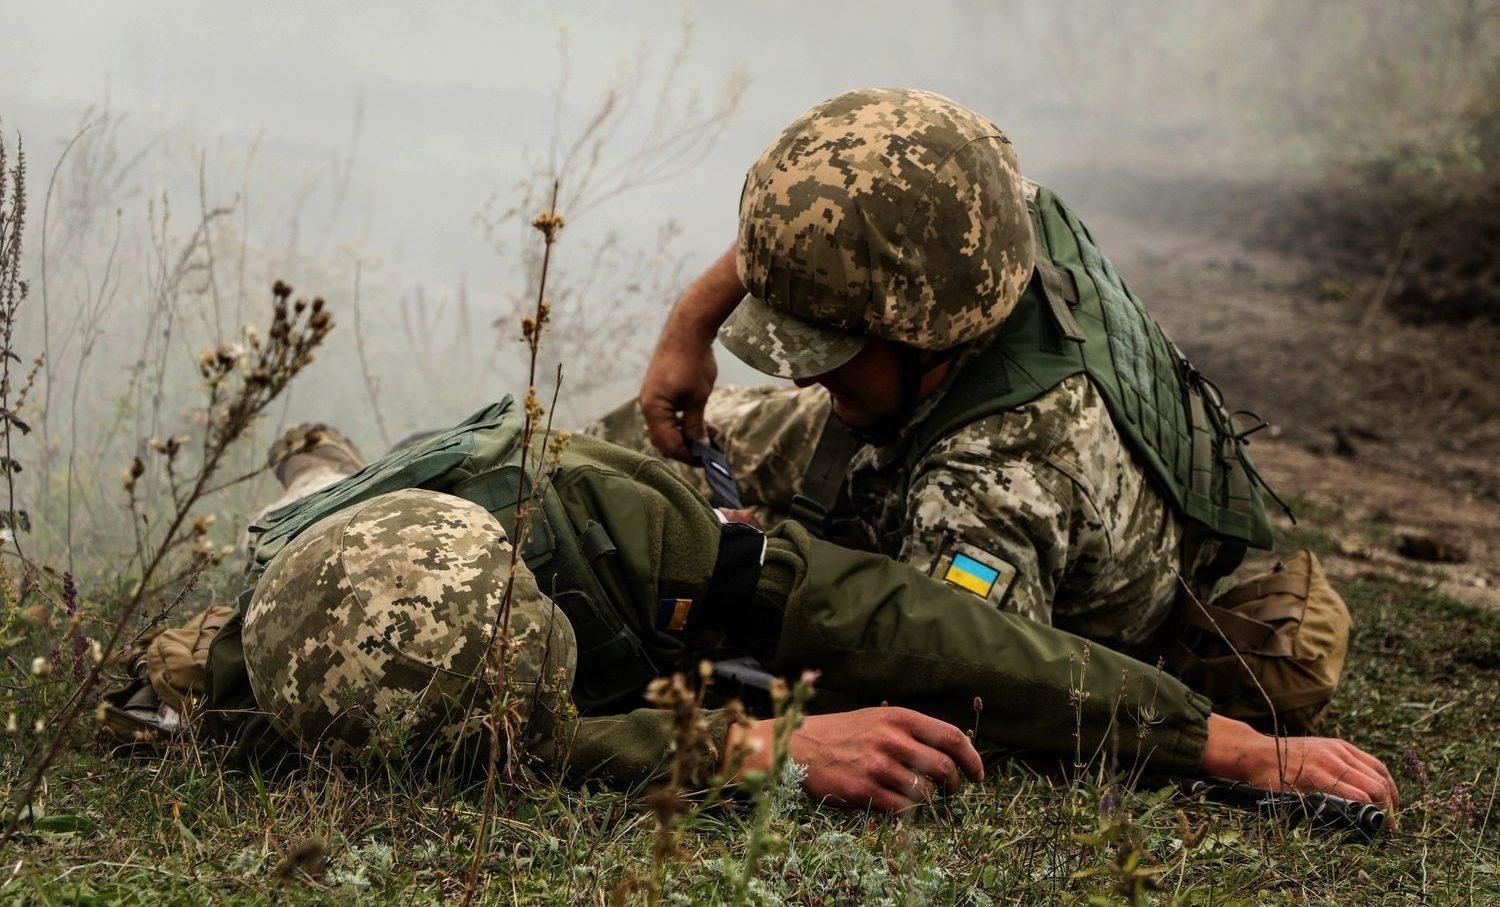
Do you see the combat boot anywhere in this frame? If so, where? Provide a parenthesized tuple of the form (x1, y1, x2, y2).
(267, 423, 365, 489)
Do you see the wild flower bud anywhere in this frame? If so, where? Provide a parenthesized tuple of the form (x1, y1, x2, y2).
(531, 210, 566, 237)
(273, 279, 292, 299)
(294, 299, 307, 314)
(90, 639, 103, 664)
(148, 436, 166, 454)
(130, 458, 145, 479)
(311, 297, 324, 313)
(30, 656, 50, 677)
(309, 310, 330, 330)
(769, 677, 789, 703)
(4, 713, 16, 733)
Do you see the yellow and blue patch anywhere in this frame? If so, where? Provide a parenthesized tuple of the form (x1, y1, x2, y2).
(939, 546, 1017, 605)
(656, 597, 694, 632)
(945, 553, 1002, 596)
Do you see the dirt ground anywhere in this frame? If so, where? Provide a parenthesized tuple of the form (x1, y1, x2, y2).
(1084, 185, 1500, 609)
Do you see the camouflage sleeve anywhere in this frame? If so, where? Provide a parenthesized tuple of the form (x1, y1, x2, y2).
(585, 384, 827, 525)
(543, 708, 733, 791)
(703, 385, 826, 517)
(899, 378, 1129, 628)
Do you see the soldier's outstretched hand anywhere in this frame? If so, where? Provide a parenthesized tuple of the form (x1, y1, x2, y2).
(1201, 713, 1400, 810)
(728, 706, 985, 813)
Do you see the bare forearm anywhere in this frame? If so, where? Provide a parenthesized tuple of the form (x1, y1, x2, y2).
(666, 243, 742, 342)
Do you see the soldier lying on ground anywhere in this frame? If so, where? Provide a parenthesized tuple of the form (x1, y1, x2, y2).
(111, 405, 1396, 815)
(617, 87, 1346, 736)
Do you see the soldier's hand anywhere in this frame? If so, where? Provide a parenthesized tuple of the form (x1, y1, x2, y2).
(1201, 714, 1399, 811)
(728, 707, 984, 813)
(639, 244, 742, 463)
(639, 334, 718, 463)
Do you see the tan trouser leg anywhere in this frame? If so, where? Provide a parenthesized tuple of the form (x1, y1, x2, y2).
(240, 462, 359, 560)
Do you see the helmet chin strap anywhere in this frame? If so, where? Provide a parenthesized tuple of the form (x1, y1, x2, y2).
(849, 345, 961, 446)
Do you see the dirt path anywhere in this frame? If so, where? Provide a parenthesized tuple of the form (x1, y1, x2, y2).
(1086, 199, 1500, 609)
(1251, 439, 1499, 609)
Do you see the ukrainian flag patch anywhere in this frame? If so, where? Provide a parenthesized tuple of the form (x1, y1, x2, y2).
(940, 547, 1017, 604)
(656, 597, 694, 632)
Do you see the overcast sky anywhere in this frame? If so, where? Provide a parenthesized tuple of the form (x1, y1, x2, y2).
(6, 1, 1474, 421)
(4, 2, 1250, 288)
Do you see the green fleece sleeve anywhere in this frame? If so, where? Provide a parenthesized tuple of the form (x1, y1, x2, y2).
(542, 708, 734, 791)
(744, 522, 1212, 775)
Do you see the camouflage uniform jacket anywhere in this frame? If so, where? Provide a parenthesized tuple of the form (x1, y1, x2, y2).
(594, 368, 1189, 658)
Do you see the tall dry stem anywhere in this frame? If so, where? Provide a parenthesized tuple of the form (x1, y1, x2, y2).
(0, 121, 34, 563)
(0, 281, 332, 848)
(459, 182, 567, 906)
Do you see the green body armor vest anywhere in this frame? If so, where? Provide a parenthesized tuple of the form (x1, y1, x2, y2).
(205, 398, 726, 749)
(906, 185, 1276, 553)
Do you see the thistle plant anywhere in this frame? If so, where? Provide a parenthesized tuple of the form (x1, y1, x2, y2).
(0, 121, 36, 559)
(1, 280, 331, 846)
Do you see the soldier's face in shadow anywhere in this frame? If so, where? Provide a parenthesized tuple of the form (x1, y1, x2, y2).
(793, 338, 951, 428)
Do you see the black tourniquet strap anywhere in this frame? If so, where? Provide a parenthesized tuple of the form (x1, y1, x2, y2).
(694, 521, 766, 631)
(689, 438, 744, 509)
(789, 412, 863, 539)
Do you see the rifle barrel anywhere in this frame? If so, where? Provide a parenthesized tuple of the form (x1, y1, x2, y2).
(1180, 778, 1387, 837)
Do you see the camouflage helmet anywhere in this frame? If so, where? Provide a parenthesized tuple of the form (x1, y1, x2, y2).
(720, 88, 1035, 380)
(243, 489, 576, 759)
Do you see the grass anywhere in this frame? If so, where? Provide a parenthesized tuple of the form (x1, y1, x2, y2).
(2, 532, 1497, 904)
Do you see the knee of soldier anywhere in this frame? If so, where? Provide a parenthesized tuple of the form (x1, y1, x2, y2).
(241, 488, 578, 764)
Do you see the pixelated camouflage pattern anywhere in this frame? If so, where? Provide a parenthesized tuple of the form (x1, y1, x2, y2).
(718, 295, 869, 382)
(724, 87, 1035, 378)
(243, 489, 577, 758)
(887, 374, 1187, 649)
(585, 385, 827, 530)
(591, 376, 1192, 652)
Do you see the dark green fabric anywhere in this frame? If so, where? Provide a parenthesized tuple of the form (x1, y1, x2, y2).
(909, 186, 1275, 550)
(741, 523, 1212, 775)
(210, 397, 1212, 789)
(209, 403, 734, 774)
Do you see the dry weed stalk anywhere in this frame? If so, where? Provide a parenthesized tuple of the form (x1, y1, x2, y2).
(474, 16, 745, 406)
(459, 183, 568, 907)
(1, 280, 331, 847)
(630, 664, 718, 905)
(0, 122, 34, 561)
(736, 670, 816, 902)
